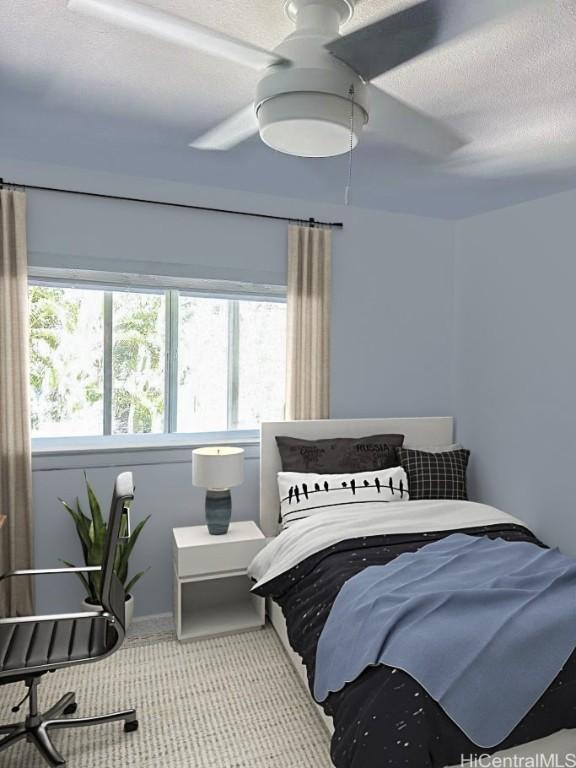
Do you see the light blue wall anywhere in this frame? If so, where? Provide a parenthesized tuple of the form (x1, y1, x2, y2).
(13, 160, 456, 616)
(21, 158, 576, 616)
(453, 189, 576, 555)
(331, 208, 455, 419)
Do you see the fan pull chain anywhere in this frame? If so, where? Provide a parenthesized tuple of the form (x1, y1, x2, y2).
(344, 84, 355, 206)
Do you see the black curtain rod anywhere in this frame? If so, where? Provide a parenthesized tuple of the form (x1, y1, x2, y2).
(0, 178, 343, 229)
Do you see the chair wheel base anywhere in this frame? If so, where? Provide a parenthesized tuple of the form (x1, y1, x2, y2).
(0, 677, 138, 766)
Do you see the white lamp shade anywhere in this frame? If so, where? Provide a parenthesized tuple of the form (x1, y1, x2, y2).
(192, 446, 244, 490)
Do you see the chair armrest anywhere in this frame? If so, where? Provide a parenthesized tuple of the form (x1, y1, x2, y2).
(0, 610, 115, 626)
(0, 566, 101, 582)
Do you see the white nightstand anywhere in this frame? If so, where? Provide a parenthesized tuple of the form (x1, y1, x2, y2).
(172, 521, 266, 641)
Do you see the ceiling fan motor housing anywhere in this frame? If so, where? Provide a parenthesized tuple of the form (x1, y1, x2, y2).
(284, 0, 354, 28)
(256, 0, 368, 157)
(67, 0, 470, 158)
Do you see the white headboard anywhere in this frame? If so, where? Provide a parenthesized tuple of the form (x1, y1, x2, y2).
(260, 417, 454, 537)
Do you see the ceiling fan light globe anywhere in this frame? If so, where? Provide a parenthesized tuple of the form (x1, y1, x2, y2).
(257, 92, 365, 158)
(261, 119, 359, 158)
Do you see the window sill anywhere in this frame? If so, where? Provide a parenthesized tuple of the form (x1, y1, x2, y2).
(32, 431, 260, 458)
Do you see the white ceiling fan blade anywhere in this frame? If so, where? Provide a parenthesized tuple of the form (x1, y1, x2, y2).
(367, 85, 467, 159)
(326, 0, 542, 82)
(67, 0, 287, 70)
(189, 105, 258, 151)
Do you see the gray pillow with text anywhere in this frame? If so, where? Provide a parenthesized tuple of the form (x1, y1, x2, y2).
(275, 434, 404, 474)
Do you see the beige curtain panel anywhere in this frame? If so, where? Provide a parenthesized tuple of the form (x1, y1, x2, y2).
(285, 224, 332, 421)
(0, 189, 34, 617)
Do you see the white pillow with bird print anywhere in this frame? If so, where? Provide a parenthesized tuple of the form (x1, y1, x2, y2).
(278, 467, 409, 530)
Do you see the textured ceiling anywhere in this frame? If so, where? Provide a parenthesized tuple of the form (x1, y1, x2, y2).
(2, 0, 576, 217)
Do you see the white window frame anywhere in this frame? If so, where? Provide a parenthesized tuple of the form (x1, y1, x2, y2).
(28, 267, 286, 448)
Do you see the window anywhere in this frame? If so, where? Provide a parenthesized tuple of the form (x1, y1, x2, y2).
(29, 274, 286, 439)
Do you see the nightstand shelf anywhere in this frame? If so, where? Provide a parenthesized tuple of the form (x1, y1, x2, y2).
(173, 521, 266, 641)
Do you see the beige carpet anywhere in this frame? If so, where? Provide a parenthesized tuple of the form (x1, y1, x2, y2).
(0, 626, 332, 767)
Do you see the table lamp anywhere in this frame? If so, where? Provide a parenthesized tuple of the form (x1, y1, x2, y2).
(192, 446, 245, 535)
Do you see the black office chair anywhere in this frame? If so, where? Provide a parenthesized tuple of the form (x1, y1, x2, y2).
(0, 472, 138, 767)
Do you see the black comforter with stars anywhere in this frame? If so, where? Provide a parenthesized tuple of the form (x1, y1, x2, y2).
(253, 524, 576, 768)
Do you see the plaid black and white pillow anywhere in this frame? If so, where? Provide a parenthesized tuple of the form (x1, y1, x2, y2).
(398, 447, 470, 500)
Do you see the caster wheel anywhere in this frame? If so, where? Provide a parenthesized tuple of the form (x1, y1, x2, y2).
(124, 720, 139, 733)
(63, 703, 78, 715)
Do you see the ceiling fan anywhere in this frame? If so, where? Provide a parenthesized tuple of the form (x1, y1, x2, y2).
(67, 0, 536, 159)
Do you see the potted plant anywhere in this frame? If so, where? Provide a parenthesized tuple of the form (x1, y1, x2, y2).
(59, 472, 150, 629)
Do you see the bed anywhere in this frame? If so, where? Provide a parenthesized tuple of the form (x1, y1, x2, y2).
(255, 417, 576, 768)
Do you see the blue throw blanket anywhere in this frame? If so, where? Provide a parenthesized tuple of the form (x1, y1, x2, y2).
(313, 533, 576, 748)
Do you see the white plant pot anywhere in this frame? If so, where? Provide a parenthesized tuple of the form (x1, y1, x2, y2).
(124, 593, 134, 630)
(81, 594, 134, 631)
(81, 597, 103, 614)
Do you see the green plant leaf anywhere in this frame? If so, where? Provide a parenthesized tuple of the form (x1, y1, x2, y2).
(88, 520, 106, 570)
(114, 516, 149, 572)
(115, 546, 128, 587)
(75, 513, 93, 553)
(59, 498, 92, 559)
(123, 515, 151, 562)
(115, 515, 150, 589)
(124, 567, 150, 596)
(84, 472, 105, 538)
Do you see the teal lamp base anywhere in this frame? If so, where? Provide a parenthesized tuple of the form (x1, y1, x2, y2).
(205, 490, 232, 535)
